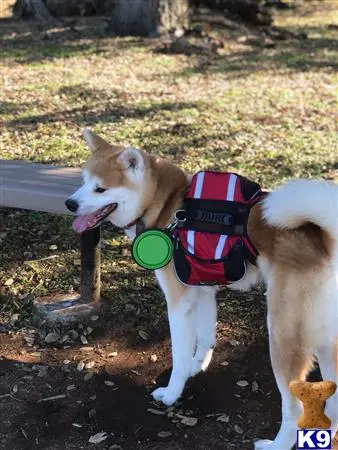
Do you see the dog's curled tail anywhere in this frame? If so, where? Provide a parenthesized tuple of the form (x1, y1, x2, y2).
(263, 179, 338, 240)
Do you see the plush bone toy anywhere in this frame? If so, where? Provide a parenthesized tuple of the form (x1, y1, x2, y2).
(289, 380, 337, 429)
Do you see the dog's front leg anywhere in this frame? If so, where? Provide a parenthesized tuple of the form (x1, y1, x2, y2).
(152, 290, 196, 406)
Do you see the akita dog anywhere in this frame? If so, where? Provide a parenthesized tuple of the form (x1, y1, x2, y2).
(66, 129, 338, 450)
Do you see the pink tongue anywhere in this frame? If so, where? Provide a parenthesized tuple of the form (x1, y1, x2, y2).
(72, 213, 98, 233)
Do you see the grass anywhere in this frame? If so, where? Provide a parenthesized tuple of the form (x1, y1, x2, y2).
(0, 1, 337, 331)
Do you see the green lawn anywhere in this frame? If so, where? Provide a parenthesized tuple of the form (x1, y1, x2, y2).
(1, 1, 337, 327)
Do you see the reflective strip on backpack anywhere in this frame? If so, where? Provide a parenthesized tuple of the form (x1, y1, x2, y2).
(187, 171, 205, 254)
(214, 173, 237, 259)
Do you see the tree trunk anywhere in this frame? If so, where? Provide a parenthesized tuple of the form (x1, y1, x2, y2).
(13, 0, 59, 23)
(110, 0, 189, 37)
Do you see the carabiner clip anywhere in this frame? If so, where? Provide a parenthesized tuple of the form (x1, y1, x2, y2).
(175, 209, 187, 222)
(166, 210, 186, 234)
(166, 218, 179, 233)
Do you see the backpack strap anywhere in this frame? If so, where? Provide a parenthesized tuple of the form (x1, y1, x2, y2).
(176, 198, 252, 236)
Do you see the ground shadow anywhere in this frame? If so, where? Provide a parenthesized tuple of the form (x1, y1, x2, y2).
(0, 17, 152, 64)
(3, 98, 201, 132)
(175, 27, 338, 79)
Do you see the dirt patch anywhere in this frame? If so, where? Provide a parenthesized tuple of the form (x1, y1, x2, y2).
(2, 318, 337, 450)
(0, 318, 278, 450)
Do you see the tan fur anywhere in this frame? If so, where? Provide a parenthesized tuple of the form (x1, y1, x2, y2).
(85, 145, 131, 189)
(157, 260, 188, 304)
(247, 202, 332, 270)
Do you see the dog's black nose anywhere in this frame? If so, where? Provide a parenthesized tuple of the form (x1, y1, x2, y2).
(65, 199, 78, 213)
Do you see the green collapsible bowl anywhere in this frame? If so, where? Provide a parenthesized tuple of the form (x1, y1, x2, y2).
(132, 229, 173, 270)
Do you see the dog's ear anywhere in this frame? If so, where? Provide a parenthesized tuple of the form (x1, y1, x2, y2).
(83, 128, 110, 152)
(118, 147, 144, 182)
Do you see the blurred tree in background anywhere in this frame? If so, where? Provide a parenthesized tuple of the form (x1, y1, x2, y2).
(12, 0, 295, 34)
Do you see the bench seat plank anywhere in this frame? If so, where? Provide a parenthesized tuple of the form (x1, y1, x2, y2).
(1, 160, 82, 215)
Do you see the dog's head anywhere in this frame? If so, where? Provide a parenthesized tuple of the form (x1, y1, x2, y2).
(66, 128, 148, 233)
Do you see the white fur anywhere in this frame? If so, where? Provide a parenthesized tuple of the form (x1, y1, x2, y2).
(228, 262, 262, 292)
(118, 147, 145, 183)
(153, 272, 217, 405)
(263, 179, 338, 238)
(69, 166, 144, 228)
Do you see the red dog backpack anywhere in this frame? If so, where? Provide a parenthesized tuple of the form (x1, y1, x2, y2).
(173, 171, 264, 286)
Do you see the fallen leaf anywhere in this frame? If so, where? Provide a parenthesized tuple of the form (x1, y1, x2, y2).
(44, 332, 59, 344)
(81, 335, 88, 345)
(72, 423, 83, 428)
(85, 361, 95, 369)
(220, 361, 229, 367)
(67, 385, 76, 391)
(104, 380, 115, 386)
(181, 416, 198, 426)
(5, 278, 14, 286)
(217, 414, 229, 423)
(49, 245, 57, 250)
(147, 408, 165, 416)
(237, 380, 249, 387)
(77, 361, 85, 371)
(252, 381, 259, 392)
(88, 432, 108, 444)
(138, 330, 149, 340)
(108, 351, 118, 357)
(234, 424, 243, 434)
(90, 315, 99, 321)
(150, 354, 157, 363)
(157, 431, 172, 438)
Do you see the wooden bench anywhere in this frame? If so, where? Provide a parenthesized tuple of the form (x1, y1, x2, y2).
(0, 159, 101, 319)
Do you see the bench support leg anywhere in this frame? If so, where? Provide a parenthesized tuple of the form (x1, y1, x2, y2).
(33, 226, 101, 324)
(80, 227, 101, 304)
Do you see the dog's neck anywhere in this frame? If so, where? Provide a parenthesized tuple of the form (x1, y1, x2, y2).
(125, 157, 189, 238)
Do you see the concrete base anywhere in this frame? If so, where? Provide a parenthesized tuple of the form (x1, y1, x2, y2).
(33, 294, 99, 325)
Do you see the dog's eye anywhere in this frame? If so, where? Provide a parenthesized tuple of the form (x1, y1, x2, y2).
(94, 187, 107, 194)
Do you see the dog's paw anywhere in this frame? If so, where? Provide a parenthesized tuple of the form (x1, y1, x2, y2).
(151, 387, 180, 406)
